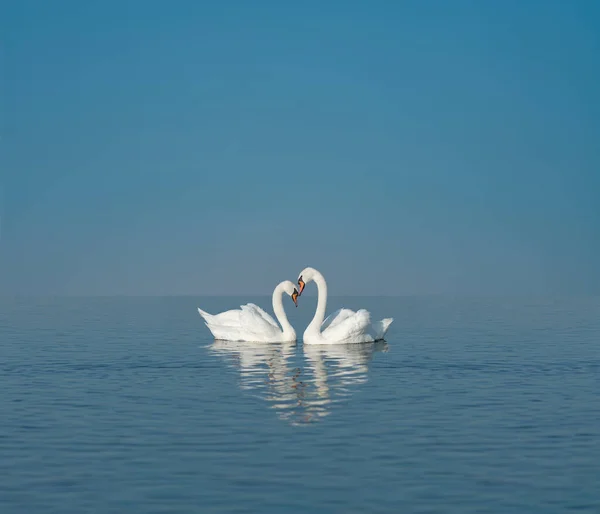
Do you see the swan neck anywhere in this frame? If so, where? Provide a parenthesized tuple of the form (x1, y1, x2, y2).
(308, 271, 328, 333)
(272, 284, 294, 336)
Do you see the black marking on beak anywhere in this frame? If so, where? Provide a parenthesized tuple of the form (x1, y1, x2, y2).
(297, 276, 305, 296)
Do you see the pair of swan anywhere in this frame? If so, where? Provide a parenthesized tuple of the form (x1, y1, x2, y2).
(197, 267, 393, 345)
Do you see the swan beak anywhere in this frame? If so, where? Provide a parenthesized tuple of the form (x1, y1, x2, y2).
(292, 291, 298, 307)
(297, 277, 305, 296)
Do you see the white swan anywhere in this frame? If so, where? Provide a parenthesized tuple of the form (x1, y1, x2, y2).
(297, 267, 393, 345)
(197, 280, 299, 343)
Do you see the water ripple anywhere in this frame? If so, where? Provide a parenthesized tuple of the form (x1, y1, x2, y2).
(207, 340, 388, 425)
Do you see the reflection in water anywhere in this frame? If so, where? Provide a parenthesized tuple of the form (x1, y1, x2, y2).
(208, 340, 300, 423)
(208, 340, 388, 425)
(302, 342, 388, 423)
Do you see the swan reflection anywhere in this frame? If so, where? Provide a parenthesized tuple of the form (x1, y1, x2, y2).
(208, 340, 388, 425)
(302, 342, 388, 422)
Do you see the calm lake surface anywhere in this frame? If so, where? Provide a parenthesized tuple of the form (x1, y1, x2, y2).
(1, 296, 600, 513)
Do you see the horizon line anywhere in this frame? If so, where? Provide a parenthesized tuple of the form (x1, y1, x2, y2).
(1, 293, 598, 299)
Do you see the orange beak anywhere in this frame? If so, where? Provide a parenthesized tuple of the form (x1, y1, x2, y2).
(292, 291, 298, 307)
(297, 277, 305, 296)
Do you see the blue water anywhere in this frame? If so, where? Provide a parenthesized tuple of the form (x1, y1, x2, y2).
(1, 296, 600, 513)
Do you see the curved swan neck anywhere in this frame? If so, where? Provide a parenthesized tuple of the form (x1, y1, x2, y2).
(306, 270, 327, 333)
(272, 283, 294, 336)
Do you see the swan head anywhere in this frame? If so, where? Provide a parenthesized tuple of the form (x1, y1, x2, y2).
(281, 280, 299, 307)
(297, 267, 318, 296)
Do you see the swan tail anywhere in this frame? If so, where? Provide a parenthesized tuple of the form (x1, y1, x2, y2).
(197, 308, 221, 329)
(197, 307, 213, 321)
(372, 317, 393, 341)
(197, 308, 227, 339)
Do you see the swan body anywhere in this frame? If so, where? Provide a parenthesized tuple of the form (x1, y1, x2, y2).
(197, 281, 298, 343)
(297, 267, 393, 345)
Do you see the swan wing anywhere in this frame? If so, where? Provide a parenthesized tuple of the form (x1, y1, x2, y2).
(241, 311, 281, 341)
(198, 303, 281, 341)
(240, 303, 280, 330)
(198, 307, 242, 326)
(321, 308, 355, 332)
(321, 309, 372, 343)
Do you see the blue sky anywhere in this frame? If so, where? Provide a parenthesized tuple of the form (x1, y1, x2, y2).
(2, 0, 599, 295)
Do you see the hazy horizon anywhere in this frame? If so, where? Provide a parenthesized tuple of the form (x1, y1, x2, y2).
(2, 292, 598, 299)
(2, 1, 599, 296)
